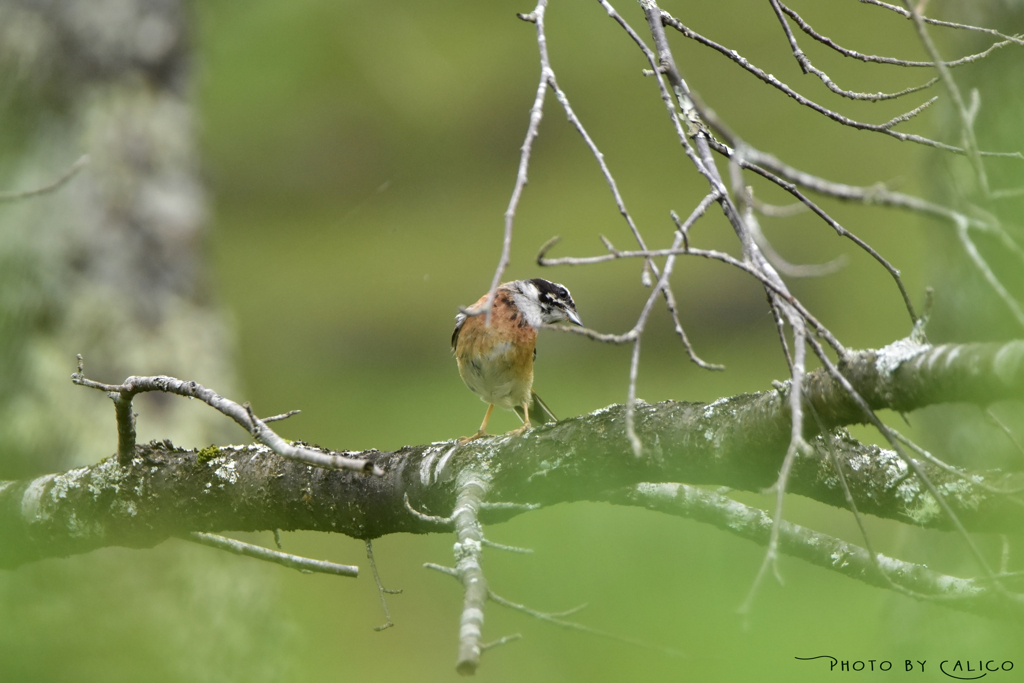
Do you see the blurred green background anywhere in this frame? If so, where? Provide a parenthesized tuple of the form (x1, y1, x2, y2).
(2, 0, 1024, 680)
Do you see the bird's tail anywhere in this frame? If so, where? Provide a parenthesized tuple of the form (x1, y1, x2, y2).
(514, 390, 558, 425)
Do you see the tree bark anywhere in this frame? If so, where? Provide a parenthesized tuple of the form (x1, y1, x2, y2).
(2, 339, 1020, 569)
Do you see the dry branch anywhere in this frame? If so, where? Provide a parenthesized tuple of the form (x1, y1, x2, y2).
(71, 363, 381, 475)
(188, 531, 358, 577)
(611, 483, 1024, 622)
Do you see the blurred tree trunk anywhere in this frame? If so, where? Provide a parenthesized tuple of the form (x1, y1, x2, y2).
(0, 3, 287, 681)
(0, 0, 234, 478)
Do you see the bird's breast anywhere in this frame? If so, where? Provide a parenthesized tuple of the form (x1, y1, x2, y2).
(455, 307, 536, 409)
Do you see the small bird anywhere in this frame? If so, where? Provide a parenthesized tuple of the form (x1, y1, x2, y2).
(452, 278, 582, 443)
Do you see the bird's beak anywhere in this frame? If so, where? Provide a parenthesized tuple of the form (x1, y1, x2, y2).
(566, 309, 583, 326)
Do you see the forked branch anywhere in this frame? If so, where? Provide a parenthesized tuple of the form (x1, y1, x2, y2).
(71, 357, 381, 475)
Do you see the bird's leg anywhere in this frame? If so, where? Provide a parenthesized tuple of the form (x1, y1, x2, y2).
(460, 404, 495, 444)
(507, 401, 532, 437)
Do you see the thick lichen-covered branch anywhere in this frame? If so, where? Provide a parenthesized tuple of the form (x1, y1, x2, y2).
(802, 340, 1024, 428)
(0, 339, 1021, 569)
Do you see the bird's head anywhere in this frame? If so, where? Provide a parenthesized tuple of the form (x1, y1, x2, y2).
(512, 278, 582, 328)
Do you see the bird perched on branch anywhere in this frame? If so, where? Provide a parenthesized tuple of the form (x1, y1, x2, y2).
(452, 278, 582, 443)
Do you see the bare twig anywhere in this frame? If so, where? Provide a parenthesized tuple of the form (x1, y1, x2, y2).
(366, 540, 401, 631)
(426, 563, 681, 654)
(431, 558, 682, 655)
(708, 136, 1003, 225)
(478, 0, 551, 325)
(453, 470, 491, 675)
(404, 492, 453, 525)
(538, 194, 725, 381)
(955, 219, 1024, 329)
(992, 187, 1024, 201)
(71, 358, 382, 475)
(740, 320, 808, 613)
(770, 304, 795, 372)
(480, 634, 523, 651)
(547, 67, 654, 277)
(424, 563, 460, 578)
(861, 0, 1024, 43)
(0, 155, 89, 202)
(888, 429, 1024, 495)
(525, 2, 719, 372)
(700, 136, 1024, 321)
(739, 190, 846, 278)
(541, 243, 847, 357)
(188, 532, 358, 577)
(662, 283, 724, 370)
(488, 589, 681, 655)
(659, 12, 985, 156)
(613, 483, 1023, 621)
(769, 0, 938, 101)
(903, 0, 991, 198)
(481, 538, 534, 554)
(781, 1, 1021, 67)
(262, 410, 301, 423)
(744, 186, 808, 218)
(806, 400, 942, 603)
(479, 501, 541, 511)
(736, 156, 918, 322)
(987, 409, 1024, 462)
(662, 196, 726, 370)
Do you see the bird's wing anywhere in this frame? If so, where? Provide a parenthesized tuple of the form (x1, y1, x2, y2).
(451, 312, 467, 350)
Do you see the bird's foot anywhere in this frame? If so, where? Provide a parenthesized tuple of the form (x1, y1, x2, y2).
(459, 431, 486, 445)
(506, 423, 531, 438)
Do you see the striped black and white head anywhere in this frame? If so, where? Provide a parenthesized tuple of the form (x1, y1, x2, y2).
(510, 278, 582, 328)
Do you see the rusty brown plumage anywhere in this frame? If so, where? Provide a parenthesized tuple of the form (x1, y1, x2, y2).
(452, 279, 580, 442)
